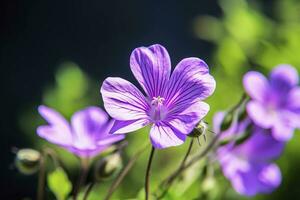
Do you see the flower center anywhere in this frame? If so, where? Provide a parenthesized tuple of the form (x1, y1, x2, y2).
(149, 96, 167, 122)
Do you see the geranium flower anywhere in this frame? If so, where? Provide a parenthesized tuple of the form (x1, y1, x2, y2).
(214, 112, 284, 196)
(37, 106, 125, 157)
(243, 65, 300, 141)
(101, 44, 216, 148)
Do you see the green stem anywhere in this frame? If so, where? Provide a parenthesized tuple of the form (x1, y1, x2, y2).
(73, 158, 90, 200)
(158, 139, 194, 199)
(37, 155, 46, 200)
(145, 147, 155, 200)
(104, 144, 149, 200)
(83, 182, 95, 200)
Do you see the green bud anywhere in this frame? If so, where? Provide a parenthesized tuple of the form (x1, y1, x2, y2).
(220, 112, 234, 131)
(94, 153, 122, 181)
(202, 177, 216, 192)
(234, 125, 252, 146)
(15, 149, 41, 175)
(189, 120, 208, 138)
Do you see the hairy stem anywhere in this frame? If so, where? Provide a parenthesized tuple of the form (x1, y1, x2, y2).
(158, 139, 194, 199)
(104, 144, 149, 200)
(145, 146, 155, 200)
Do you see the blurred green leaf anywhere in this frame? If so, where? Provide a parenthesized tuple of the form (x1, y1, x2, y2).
(47, 167, 72, 200)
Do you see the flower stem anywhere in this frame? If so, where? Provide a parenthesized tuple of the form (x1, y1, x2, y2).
(83, 182, 95, 200)
(37, 155, 46, 200)
(104, 144, 149, 200)
(145, 146, 155, 200)
(73, 157, 90, 200)
(158, 139, 194, 198)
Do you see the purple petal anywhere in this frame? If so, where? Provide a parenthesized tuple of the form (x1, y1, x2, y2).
(37, 105, 72, 146)
(231, 163, 281, 196)
(236, 128, 284, 161)
(168, 101, 209, 134)
(101, 77, 149, 120)
(246, 101, 276, 129)
(258, 163, 281, 192)
(71, 107, 109, 149)
(287, 87, 300, 110)
(243, 71, 269, 102)
(270, 64, 299, 91)
(150, 123, 186, 149)
(68, 146, 107, 158)
(130, 44, 171, 97)
(165, 58, 216, 111)
(109, 119, 149, 134)
(272, 121, 294, 141)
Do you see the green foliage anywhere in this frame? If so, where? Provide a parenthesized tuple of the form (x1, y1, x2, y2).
(47, 167, 72, 200)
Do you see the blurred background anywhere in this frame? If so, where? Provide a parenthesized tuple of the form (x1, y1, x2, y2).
(1, 0, 300, 199)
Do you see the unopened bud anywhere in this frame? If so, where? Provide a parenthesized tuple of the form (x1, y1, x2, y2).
(202, 177, 216, 192)
(15, 149, 41, 175)
(94, 153, 122, 181)
(189, 121, 208, 138)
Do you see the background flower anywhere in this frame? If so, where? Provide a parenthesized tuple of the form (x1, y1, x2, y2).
(214, 112, 284, 196)
(243, 65, 300, 141)
(37, 105, 125, 157)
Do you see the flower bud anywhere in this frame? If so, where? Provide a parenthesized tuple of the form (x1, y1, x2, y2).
(94, 153, 122, 181)
(15, 148, 41, 175)
(189, 120, 208, 138)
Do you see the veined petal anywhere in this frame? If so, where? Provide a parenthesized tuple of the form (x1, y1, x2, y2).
(243, 71, 269, 102)
(110, 119, 149, 134)
(165, 58, 216, 110)
(71, 107, 110, 149)
(168, 101, 209, 134)
(246, 101, 276, 129)
(130, 44, 171, 97)
(101, 77, 149, 120)
(270, 64, 299, 90)
(37, 105, 72, 146)
(150, 123, 186, 149)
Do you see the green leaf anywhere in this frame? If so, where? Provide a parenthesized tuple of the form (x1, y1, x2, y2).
(47, 167, 72, 200)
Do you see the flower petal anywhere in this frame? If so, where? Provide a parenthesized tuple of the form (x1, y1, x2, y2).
(168, 101, 209, 134)
(287, 87, 300, 110)
(37, 105, 72, 146)
(101, 77, 149, 120)
(246, 101, 276, 129)
(150, 123, 186, 149)
(109, 119, 149, 134)
(237, 128, 284, 161)
(231, 163, 281, 196)
(243, 71, 269, 102)
(130, 44, 171, 97)
(270, 64, 299, 90)
(165, 58, 216, 111)
(272, 121, 294, 141)
(71, 107, 109, 149)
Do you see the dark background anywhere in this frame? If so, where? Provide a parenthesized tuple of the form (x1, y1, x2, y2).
(0, 0, 220, 198)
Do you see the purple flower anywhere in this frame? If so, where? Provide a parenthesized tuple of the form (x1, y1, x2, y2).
(243, 64, 300, 141)
(214, 112, 284, 196)
(37, 106, 125, 157)
(100, 44, 216, 149)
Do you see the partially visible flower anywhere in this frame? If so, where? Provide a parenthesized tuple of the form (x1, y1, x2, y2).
(214, 112, 284, 196)
(243, 64, 300, 141)
(101, 44, 216, 149)
(37, 106, 125, 157)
